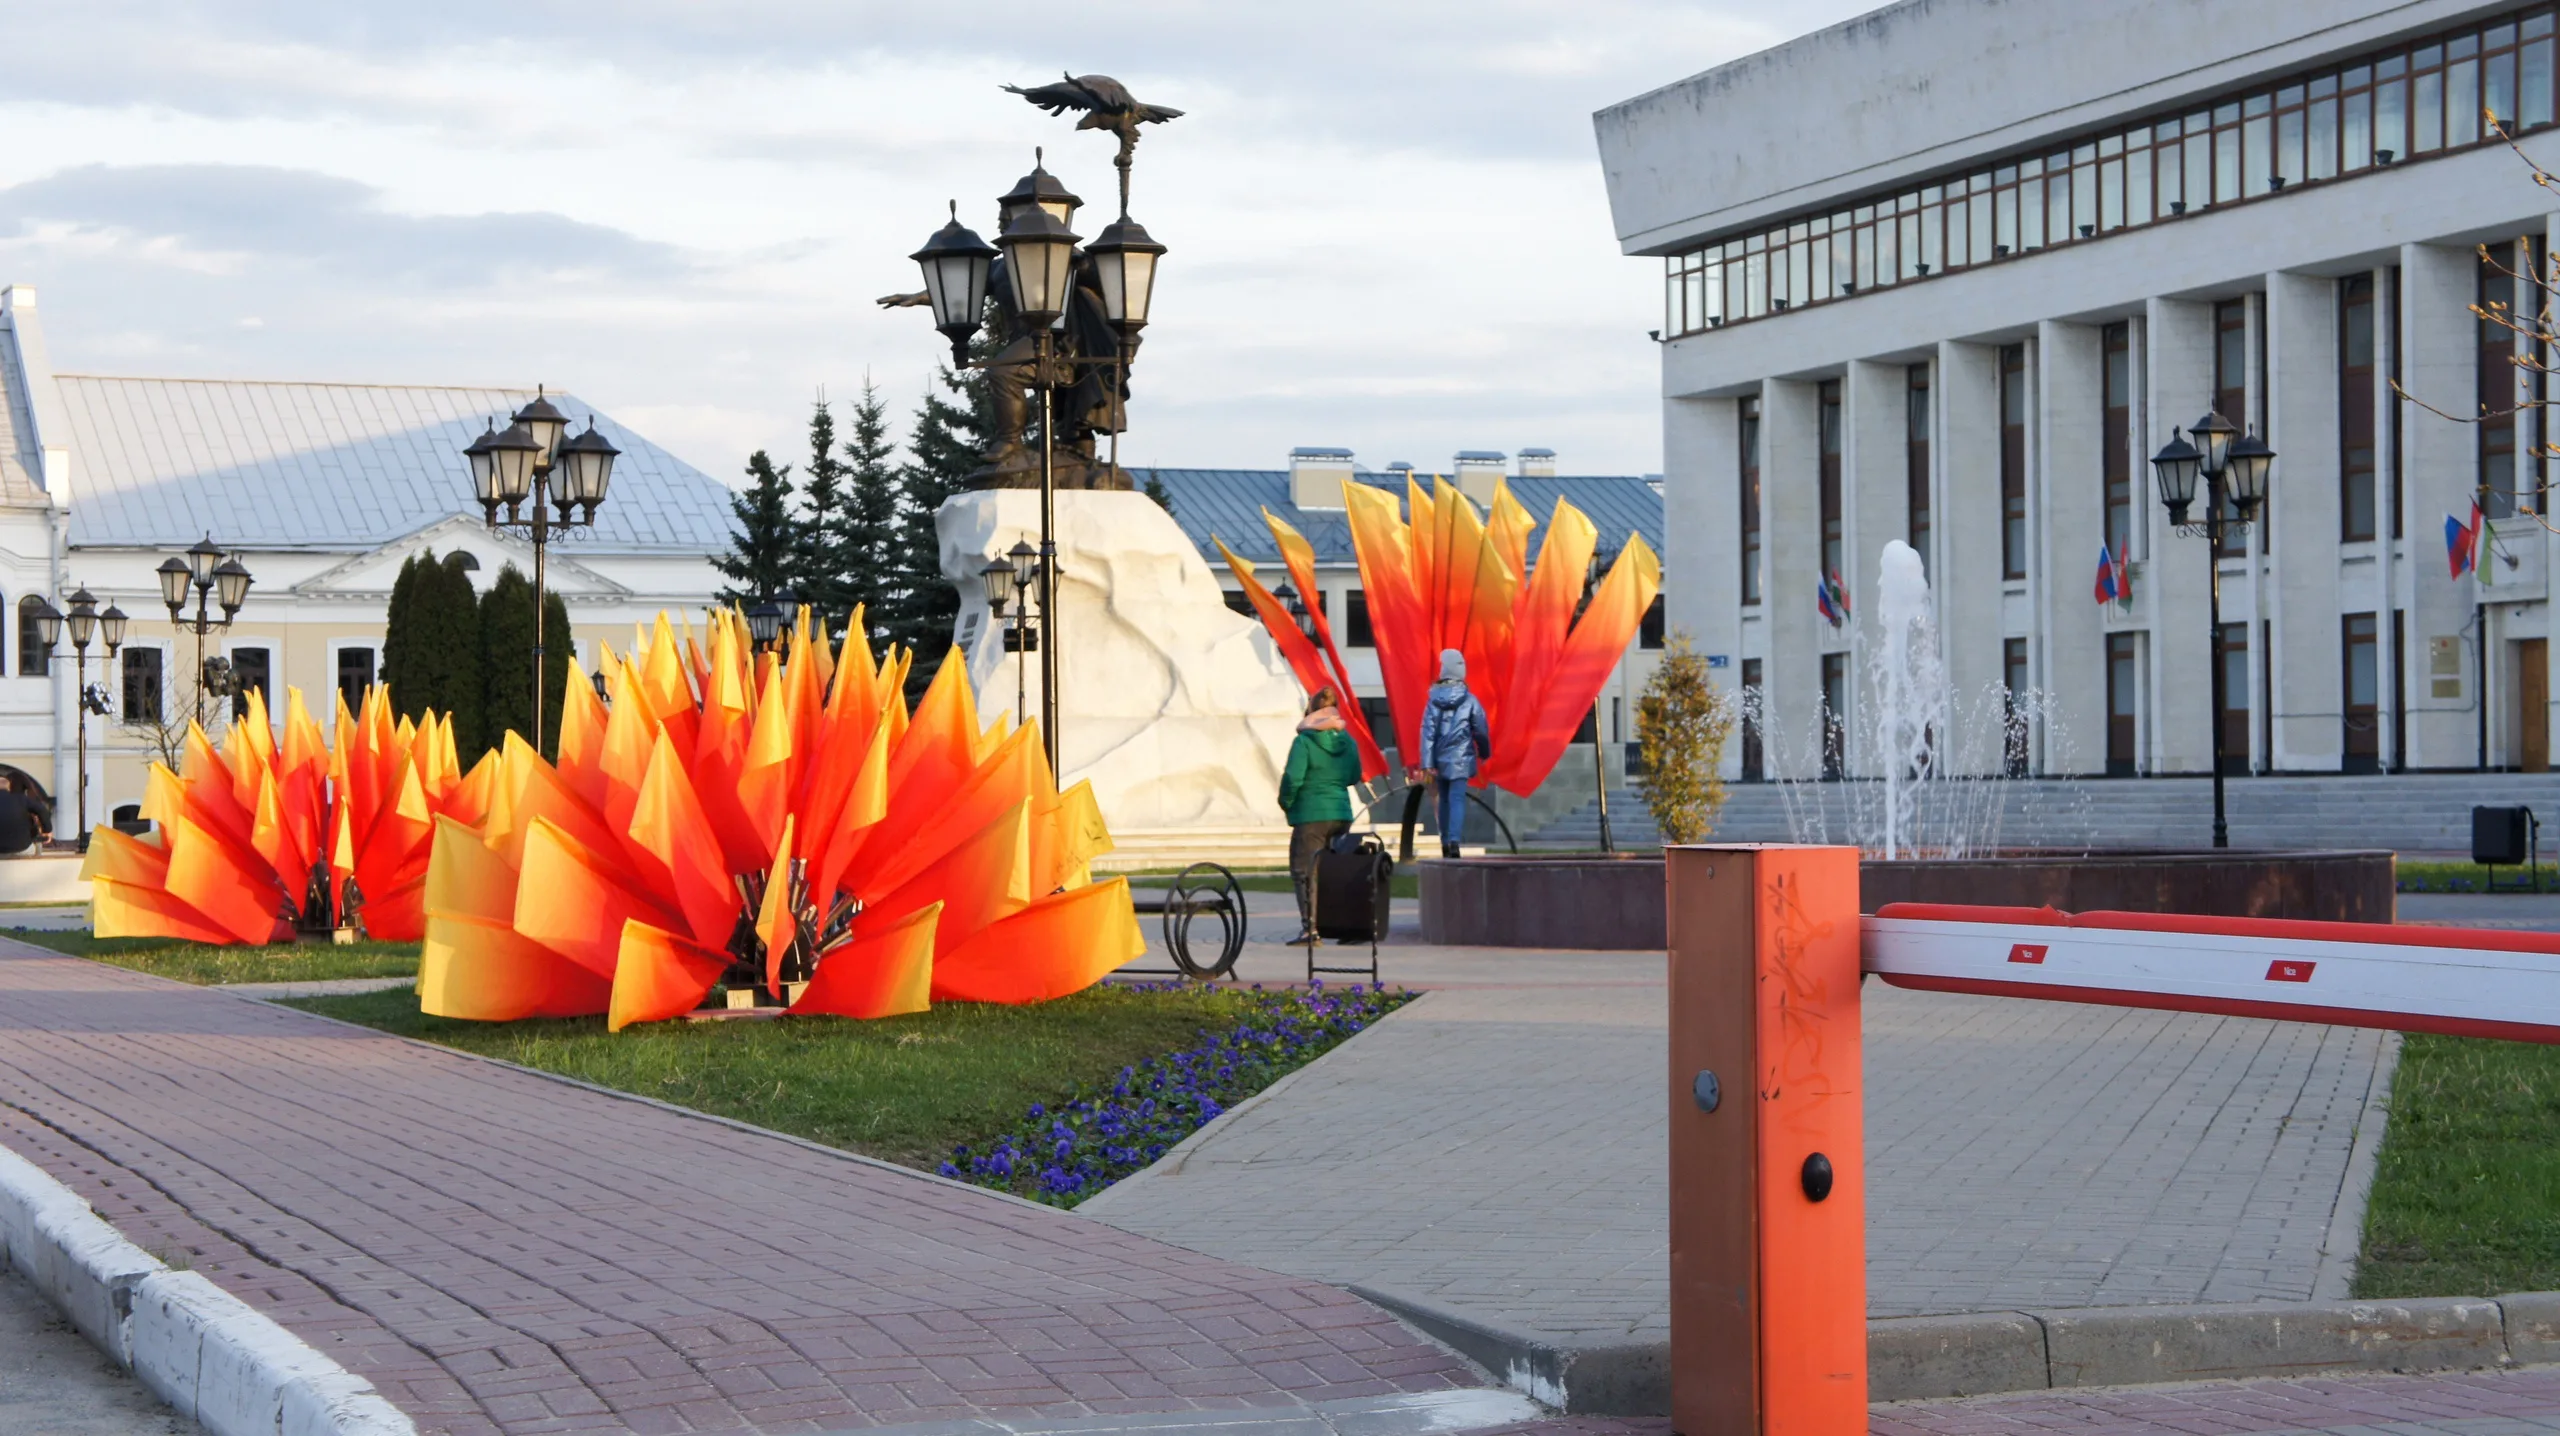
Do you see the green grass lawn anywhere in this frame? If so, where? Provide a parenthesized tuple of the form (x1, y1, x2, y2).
(285, 982, 1321, 1174)
(2396, 860, 2557, 894)
(9, 929, 422, 986)
(2356, 1033, 2560, 1298)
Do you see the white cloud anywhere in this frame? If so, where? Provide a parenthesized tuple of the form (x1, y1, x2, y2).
(0, 2, 1873, 480)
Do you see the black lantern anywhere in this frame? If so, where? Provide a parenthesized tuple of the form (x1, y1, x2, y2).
(1086, 216, 1166, 333)
(997, 156, 1081, 228)
(2149, 429, 2203, 524)
(157, 557, 192, 612)
(2189, 409, 2239, 477)
(186, 535, 224, 587)
(212, 557, 253, 614)
(488, 421, 541, 506)
(512, 387, 572, 469)
(33, 601, 60, 651)
(464, 421, 501, 507)
(746, 599, 784, 648)
(66, 588, 97, 649)
(982, 558, 1017, 609)
(555, 420, 620, 513)
(997, 205, 1080, 324)
(100, 604, 128, 653)
(2223, 429, 2275, 512)
(1008, 539, 1039, 594)
(913, 203, 999, 361)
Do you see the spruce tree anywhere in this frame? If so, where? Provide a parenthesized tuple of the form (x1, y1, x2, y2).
(888, 357, 991, 697)
(381, 553, 423, 712)
(714, 450, 796, 606)
(838, 376, 902, 650)
(478, 564, 571, 759)
(791, 398, 848, 628)
(435, 553, 487, 763)
(1142, 468, 1175, 517)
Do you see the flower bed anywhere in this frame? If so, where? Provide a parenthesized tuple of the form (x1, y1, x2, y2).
(944, 981, 1410, 1206)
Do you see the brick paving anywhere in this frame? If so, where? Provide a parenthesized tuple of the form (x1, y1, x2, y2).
(1088, 933, 2392, 1342)
(0, 937, 1482, 1436)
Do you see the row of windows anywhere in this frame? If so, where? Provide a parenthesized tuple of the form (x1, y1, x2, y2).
(1666, 4, 2560, 336)
(1729, 262, 2514, 605)
(1735, 612, 2395, 781)
(80, 644, 371, 725)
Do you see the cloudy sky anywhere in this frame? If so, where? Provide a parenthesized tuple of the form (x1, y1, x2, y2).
(0, 2, 1871, 485)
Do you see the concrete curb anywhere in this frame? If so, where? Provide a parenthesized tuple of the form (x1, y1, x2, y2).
(1348, 1284, 2560, 1415)
(0, 1140, 415, 1436)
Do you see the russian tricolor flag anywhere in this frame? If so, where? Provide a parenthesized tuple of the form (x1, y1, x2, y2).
(2093, 543, 2124, 605)
(2447, 501, 2482, 579)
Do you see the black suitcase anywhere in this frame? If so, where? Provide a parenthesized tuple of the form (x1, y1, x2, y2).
(1312, 833, 1393, 943)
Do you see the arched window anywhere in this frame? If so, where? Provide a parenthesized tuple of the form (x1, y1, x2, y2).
(11, 595, 40, 678)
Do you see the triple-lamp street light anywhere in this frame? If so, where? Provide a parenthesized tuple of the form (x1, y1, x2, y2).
(156, 536, 253, 727)
(979, 540, 1043, 723)
(904, 159, 1166, 776)
(2148, 408, 2276, 850)
(33, 588, 126, 847)
(461, 388, 621, 754)
(745, 593, 801, 652)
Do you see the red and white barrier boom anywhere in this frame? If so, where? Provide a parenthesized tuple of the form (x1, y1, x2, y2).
(1665, 846, 2560, 1436)
(1863, 902, 2560, 1045)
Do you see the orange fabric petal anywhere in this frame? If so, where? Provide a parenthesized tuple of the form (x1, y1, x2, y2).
(756, 816, 797, 998)
(421, 912, 612, 1020)
(514, 816, 667, 980)
(607, 920, 729, 1032)
(627, 731, 742, 950)
(792, 901, 936, 1020)
(930, 878, 1144, 1004)
(864, 799, 1029, 955)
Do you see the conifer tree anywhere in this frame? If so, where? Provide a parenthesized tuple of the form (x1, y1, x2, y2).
(381, 553, 424, 709)
(791, 398, 848, 626)
(715, 450, 795, 606)
(480, 563, 576, 759)
(838, 376, 902, 649)
(888, 358, 991, 697)
(1142, 468, 1175, 517)
(382, 548, 487, 758)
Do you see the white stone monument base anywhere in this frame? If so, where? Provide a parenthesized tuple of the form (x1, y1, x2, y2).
(937, 490, 1303, 868)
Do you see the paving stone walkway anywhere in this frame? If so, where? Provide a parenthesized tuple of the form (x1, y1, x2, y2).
(1089, 914, 2394, 1343)
(0, 936, 1486, 1436)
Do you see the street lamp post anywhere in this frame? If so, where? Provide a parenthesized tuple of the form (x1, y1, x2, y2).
(35, 592, 124, 847)
(158, 538, 252, 728)
(2149, 409, 2275, 850)
(1583, 551, 1619, 854)
(980, 540, 1042, 724)
(461, 389, 619, 754)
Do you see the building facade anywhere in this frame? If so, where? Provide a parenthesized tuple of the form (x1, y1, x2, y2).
(0, 285, 735, 830)
(1598, 0, 2560, 781)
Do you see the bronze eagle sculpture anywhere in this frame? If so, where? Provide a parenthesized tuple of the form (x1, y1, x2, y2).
(1002, 73, 1183, 128)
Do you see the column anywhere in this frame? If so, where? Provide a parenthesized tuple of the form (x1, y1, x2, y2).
(2266, 269, 2343, 771)
(2146, 297, 2215, 776)
(1845, 358, 1905, 777)
(2036, 320, 2105, 775)
(1763, 379, 1823, 779)
(1667, 393, 1745, 778)
(1935, 340, 2003, 775)
(2402, 240, 2481, 769)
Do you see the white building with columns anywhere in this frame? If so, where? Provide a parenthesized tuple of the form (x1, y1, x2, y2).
(1599, 0, 2560, 782)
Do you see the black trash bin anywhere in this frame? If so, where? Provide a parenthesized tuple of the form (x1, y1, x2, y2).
(2472, 804, 2541, 891)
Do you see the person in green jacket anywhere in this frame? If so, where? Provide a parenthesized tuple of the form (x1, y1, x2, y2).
(1278, 687, 1364, 942)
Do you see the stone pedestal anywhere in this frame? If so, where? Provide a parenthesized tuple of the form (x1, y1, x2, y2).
(937, 490, 1302, 861)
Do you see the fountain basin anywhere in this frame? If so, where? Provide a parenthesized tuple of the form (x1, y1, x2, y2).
(1418, 849, 2395, 950)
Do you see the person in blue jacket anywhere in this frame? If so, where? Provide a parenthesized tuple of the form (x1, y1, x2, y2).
(1410, 648, 1489, 860)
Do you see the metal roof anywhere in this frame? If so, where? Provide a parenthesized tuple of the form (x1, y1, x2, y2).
(1142, 468, 1665, 572)
(55, 376, 739, 553)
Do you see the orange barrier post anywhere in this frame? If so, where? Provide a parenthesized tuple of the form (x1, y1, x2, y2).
(1667, 844, 1866, 1435)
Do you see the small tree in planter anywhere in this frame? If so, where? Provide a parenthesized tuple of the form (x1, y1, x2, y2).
(1636, 630, 1733, 844)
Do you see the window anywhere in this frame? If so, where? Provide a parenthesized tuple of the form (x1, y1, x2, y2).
(2343, 613, 2380, 772)
(230, 646, 271, 721)
(2102, 324, 2133, 558)
(2216, 623, 2250, 773)
(2003, 638, 2030, 776)
(12, 595, 40, 678)
(122, 647, 162, 724)
(1223, 588, 1253, 617)
(2341, 274, 2379, 541)
(2214, 299, 2252, 555)
(2481, 240, 2523, 515)
(1359, 697, 1394, 757)
(1345, 589, 1373, 648)
(1740, 657, 1764, 781)
(2388, 265, 2405, 537)
(1818, 380, 1844, 582)
(1739, 396, 1763, 604)
(2392, 610, 2407, 767)
(2106, 633, 2138, 776)
(1820, 652, 1847, 780)
(1660, 7, 2560, 337)
(1906, 364, 1932, 562)
(1999, 345, 2028, 579)
(1640, 595, 1666, 649)
(337, 646, 376, 715)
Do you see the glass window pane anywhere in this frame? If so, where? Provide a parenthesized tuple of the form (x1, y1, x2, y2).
(1944, 197, 1967, 269)
(1745, 251, 1766, 317)
(2158, 136, 2183, 210)
(1701, 261, 1721, 326)
(2527, 38, 2555, 126)
(1995, 186, 2017, 254)
(1832, 228, 1852, 289)
(2214, 125, 2240, 203)
(1920, 201, 1942, 273)
(2244, 113, 2272, 192)
(1811, 231, 1831, 299)
(2377, 76, 2406, 157)
(2345, 89, 2372, 168)
(1969, 191, 1992, 263)
(2309, 96, 2338, 179)
(2277, 107, 2304, 185)
(2073, 162, 2096, 235)
(2128, 148, 2154, 224)
(2488, 48, 2517, 130)
(2021, 176, 2045, 248)
(2417, 69, 2444, 151)
(2449, 57, 2480, 144)
(2051, 168, 2073, 239)
(1854, 225, 1874, 289)
(1787, 237, 1809, 306)
(2100, 156, 2124, 229)
(1875, 218, 1898, 284)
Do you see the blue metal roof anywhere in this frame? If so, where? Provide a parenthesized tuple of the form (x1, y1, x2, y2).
(1140, 468, 1665, 572)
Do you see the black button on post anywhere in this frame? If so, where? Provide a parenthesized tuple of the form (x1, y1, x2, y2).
(1801, 1152, 1834, 1202)
(1692, 1069, 1720, 1113)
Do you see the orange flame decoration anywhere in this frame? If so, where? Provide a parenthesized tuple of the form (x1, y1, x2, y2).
(81, 687, 489, 945)
(416, 607, 1143, 1032)
(1218, 475, 1662, 795)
